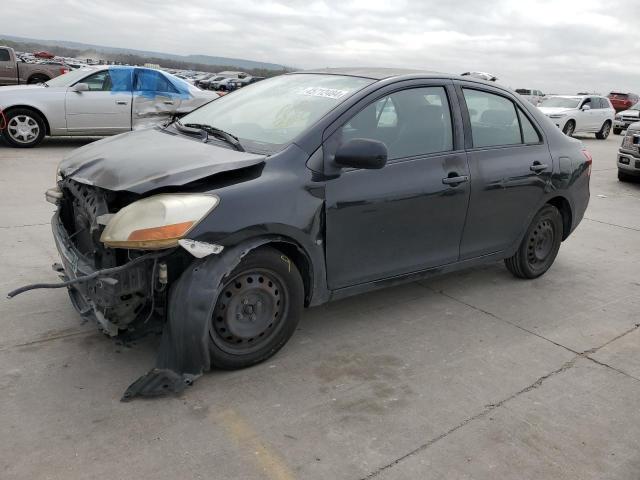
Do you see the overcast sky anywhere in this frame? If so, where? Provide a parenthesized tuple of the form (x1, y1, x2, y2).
(2, 0, 639, 93)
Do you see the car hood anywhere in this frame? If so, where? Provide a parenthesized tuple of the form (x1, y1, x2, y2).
(538, 107, 575, 115)
(59, 128, 266, 194)
(618, 109, 640, 117)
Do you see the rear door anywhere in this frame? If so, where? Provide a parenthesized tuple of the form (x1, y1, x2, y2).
(324, 81, 471, 289)
(65, 68, 133, 133)
(132, 68, 183, 128)
(456, 83, 552, 259)
(0, 48, 18, 85)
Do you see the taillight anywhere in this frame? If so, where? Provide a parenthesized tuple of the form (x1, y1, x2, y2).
(582, 149, 593, 176)
(60, 68, 69, 74)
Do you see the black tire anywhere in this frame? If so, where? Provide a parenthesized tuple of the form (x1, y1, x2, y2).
(618, 170, 632, 182)
(208, 247, 304, 369)
(595, 121, 611, 139)
(505, 205, 563, 279)
(2, 108, 46, 148)
(562, 120, 575, 137)
(613, 128, 622, 135)
(27, 74, 49, 85)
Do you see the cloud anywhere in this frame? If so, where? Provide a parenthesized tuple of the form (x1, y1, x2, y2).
(2, 0, 639, 93)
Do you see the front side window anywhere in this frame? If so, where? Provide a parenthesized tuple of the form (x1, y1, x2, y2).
(180, 73, 374, 150)
(463, 89, 521, 147)
(82, 71, 113, 91)
(340, 86, 453, 160)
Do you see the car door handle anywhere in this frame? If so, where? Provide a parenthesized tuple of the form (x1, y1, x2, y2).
(115, 100, 128, 105)
(442, 175, 469, 185)
(530, 162, 549, 173)
(163, 100, 174, 105)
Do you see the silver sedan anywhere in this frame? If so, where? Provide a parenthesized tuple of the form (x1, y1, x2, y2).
(0, 66, 220, 147)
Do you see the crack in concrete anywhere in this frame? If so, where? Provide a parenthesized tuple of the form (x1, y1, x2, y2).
(360, 358, 577, 480)
(0, 222, 49, 229)
(0, 330, 95, 353)
(426, 285, 640, 384)
(584, 217, 640, 232)
(359, 285, 640, 479)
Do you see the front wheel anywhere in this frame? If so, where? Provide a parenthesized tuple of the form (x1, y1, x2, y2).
(209, 247, 304, 369)
(613, 128, 622, 135)
(2, 108, 46, 147)
(505, 205, 563, 279)
(595, 121, 611, 139)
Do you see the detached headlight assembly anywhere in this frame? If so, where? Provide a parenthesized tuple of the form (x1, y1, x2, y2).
(100, 194, 219, 249)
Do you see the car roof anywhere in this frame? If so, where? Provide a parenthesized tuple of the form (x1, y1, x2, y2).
(296, 67, 443, 80)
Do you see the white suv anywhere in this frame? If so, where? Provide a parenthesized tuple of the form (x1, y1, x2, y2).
(538, 95, 615, 139)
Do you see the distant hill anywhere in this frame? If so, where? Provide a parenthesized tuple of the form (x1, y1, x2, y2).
(1, 34, 288, 71)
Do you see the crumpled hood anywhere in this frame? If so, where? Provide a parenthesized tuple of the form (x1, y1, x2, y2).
(59, 128, 266, 194)
(538, 107, 575, 116)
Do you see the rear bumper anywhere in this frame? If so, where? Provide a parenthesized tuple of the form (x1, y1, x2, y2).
(52, 212, 151, 335)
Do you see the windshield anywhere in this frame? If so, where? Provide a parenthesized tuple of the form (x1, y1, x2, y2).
(539, 97, 580, 108)
(45, 68, 96, 87)
(179, 73, 374, 150)
(629, 102, 640, 111)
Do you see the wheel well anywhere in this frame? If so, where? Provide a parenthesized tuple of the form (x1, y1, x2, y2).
(27, 74, 50, 83)
(266, 241, 313, 307)
(4, 105, 51, 135)
(547, 197, 572, 240)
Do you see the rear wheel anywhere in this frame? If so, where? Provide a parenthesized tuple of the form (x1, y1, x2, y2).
(2, 108, 46, 148)
(595, 121, 611, 139)
(562, 120, 575, 137)
(209, 247, 304, 369)
(505, 205, 563, 279)
(613, 128, 622, 135)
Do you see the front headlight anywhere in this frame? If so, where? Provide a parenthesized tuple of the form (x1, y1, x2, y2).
(615, 115, 622, 120)
(100, 194, 219, 249)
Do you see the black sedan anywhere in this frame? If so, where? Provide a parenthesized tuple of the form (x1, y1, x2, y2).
(13, 68, 591, 399)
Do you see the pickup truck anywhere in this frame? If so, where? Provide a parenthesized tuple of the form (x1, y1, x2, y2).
(0, 46, 68, 86)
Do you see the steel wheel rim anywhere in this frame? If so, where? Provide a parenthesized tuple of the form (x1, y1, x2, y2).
(211, 269, 288, 355)
(527, 218, 555, 268)
(7, 115, 39, 144)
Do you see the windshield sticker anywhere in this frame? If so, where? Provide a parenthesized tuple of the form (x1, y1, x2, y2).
(298, 87, 349, 99)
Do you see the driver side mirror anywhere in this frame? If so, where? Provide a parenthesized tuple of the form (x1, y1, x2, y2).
(581, 104, 591, 111)
(72, 83, 89, 92)
(334, 138, 388, 170)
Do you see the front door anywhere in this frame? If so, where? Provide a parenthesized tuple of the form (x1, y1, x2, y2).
(457, 84, 553, 259)
(65, 68, 133, 134)
(324, 83, 471, 289)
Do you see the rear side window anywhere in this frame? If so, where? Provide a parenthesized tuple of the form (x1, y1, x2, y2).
(463, 89, 521, 147)
(341, 86, 453, 160)
(0, 49, 10, 62)
(135, 69, 178, 94)
(518, 109, 541, 144)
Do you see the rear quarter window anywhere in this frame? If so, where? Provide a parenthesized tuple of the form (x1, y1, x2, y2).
(0, 49, 11, 62)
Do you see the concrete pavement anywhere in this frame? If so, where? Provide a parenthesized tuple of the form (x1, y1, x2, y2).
(1, 133, 638, 479)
